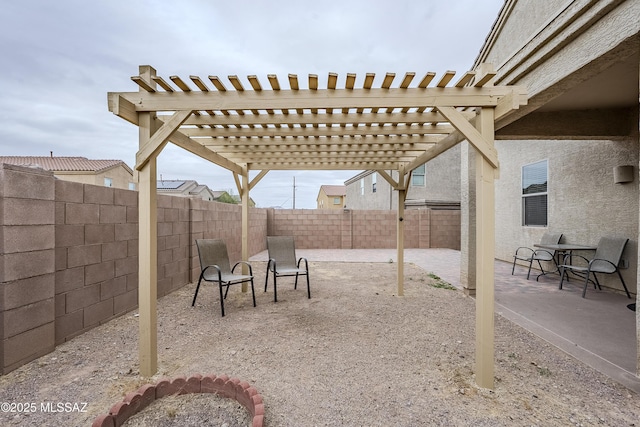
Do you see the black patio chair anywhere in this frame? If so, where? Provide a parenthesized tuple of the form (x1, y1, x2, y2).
(192, 239, 256, 316)
(264, 236, 310, 302)
(512, 232, 563, 280)
(559, 237, 631, 298)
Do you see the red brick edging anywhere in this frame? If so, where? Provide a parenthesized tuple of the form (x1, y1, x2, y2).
(92, 374, 264, 427)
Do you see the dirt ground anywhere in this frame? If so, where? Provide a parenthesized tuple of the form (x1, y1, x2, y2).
(0, 261, 639, 426)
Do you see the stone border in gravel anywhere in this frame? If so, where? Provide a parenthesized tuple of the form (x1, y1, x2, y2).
(91, 374, 264, 427)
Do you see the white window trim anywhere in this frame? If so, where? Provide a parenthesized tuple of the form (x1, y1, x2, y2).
(521, 159, 548, 227)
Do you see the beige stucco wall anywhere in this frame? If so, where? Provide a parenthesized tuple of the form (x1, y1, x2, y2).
(483, 0, 564, 65)
(317, 191, 345, 209)
(55, 165, 134, 190)
(482, 0, 639, 104)
(345, 144, 461, 210)
(495, 137, 639, 295)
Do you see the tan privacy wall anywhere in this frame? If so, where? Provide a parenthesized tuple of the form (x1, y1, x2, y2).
(0, 164, 460, 374)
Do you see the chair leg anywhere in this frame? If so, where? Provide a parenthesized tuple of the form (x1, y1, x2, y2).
(192, 273, 205, 306)
(250, 279, 257, 307)
(582, 271, 591, 298)
(294, 273, 299, 290)
(534, 259, 546, 281)
(559, 267, 566, 290)
(219, 283, 226, 317)
(617, 270, 631, 298)
(526, 258, 534, 280)
(511, 257, 517, 275)
(273, 273, 278, 302)
(305, 272, 311, 299)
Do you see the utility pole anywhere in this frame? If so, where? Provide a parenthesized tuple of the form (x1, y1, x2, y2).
(292, 176, 296, 209)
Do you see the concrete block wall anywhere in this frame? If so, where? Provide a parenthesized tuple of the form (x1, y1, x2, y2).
(54, 179, 139, 346)
(267, 208, 461, 250)
(0, 164, 56, 374)
(157, 194, 190, 298)
(430, 210, 461, 250)
(267, 209, 343, 249)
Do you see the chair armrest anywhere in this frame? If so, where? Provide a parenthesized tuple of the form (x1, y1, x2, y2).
(232, 261, 253, 276)
(266, 258, 276, 272)
(560, 253, 590, 267)
(297, 257, 309, 271)
(532, 249, 554, 259)
(514, 247, 534, 256)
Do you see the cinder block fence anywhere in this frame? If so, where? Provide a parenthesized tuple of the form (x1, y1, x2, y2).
(0, 164, 460, 375)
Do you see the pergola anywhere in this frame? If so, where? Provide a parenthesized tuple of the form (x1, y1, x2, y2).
(108, 64, 526, 389)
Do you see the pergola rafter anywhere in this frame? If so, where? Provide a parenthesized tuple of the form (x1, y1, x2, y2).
(108, 64, 527, 390)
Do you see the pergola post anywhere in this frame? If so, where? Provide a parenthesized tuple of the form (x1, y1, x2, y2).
(397, 166, 407, 296)
(137, 66, 158, 377)
(474, 106, 496, 389)
(241, 166, 250, 290)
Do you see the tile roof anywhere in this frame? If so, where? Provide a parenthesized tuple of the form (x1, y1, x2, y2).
(0, 156, 132, 174)
(320, 185, 346, 196)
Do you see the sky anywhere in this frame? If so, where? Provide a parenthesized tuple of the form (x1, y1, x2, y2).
(0, 0, 504, 208)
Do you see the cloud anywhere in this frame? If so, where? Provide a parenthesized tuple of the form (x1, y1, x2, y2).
(0, 0, 504, 208)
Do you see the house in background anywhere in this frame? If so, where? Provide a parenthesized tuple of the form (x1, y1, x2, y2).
(157, 179, 216, 201)
(316, 185, 346, 209)
(0, 156, 135, 190)
(344, 144, 461, 210)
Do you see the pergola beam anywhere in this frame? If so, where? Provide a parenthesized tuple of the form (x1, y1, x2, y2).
(183, 124, 453, 138)
(110, 86, 520, 112)
(179, 111, 474, 127)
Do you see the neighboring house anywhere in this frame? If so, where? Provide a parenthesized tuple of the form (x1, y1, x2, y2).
(344, 144, 461, 210)
(317, 185, 346, 209)
(0, 156, 135, 190)
(157, 179, 216, 201)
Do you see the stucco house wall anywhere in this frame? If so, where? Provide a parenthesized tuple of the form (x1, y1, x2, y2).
(495, 138, 639, 295)
(345, 144, 461, 210)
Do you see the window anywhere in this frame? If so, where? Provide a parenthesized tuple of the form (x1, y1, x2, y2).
(522, 160, 548, 226)
(411, 164, 425, 186)
(372, 173, 377, 193)
(333, 197, 341, 205)
(104, 177, 113, 187)
(360, 179, 364, 195)
(128, 182, 136, 191)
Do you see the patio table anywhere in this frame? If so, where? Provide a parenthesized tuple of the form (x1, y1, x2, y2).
(533, 243, 597, 282)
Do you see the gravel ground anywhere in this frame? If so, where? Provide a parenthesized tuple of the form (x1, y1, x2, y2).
(0, 261, 639, 426)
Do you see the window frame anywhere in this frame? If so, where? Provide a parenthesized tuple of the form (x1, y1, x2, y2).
(521, 159, 548, 227)
(411, 164, 426, 187)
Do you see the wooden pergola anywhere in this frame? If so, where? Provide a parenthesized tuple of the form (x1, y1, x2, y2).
(108, 64, 526, 389)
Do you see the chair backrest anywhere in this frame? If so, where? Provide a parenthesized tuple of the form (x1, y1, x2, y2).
(593, 237, 628, 270)
(540, 232, 563, 246)
(195, 239, 232, 275)
(267, 236, 298, 269)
